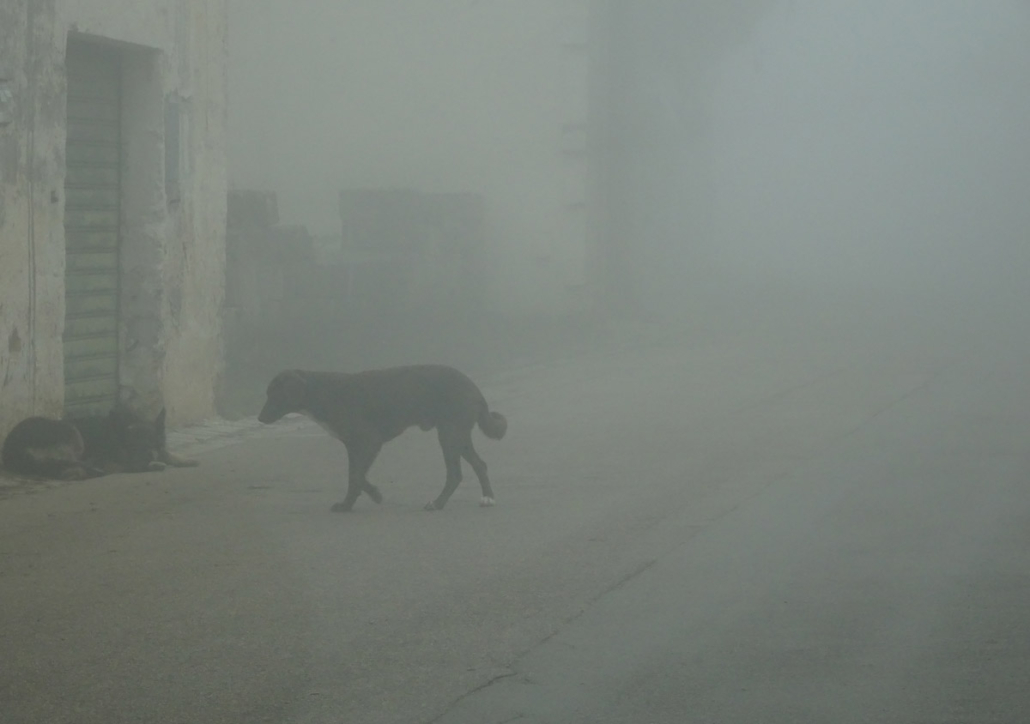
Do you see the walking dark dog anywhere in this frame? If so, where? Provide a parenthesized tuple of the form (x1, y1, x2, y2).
(258, 365, 507, 511)
(1, 406, 198, 480)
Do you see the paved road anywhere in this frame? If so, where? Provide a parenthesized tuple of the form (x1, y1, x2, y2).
(2, 306, 1029, 723)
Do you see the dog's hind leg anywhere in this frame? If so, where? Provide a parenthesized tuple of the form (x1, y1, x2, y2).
(332, 439, 382, 513)
(461, 436, 495, 507)
(425, 428, 464, 511)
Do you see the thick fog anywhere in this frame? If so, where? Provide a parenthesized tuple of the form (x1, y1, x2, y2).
(627, 0, 1030, 330)
(222, 0, 1030, 414)
(9, 6, 1030, 720)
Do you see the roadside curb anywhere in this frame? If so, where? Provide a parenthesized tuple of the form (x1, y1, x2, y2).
(166, 415, 315, 459)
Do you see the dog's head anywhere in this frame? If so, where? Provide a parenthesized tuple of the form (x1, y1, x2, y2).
(108, 405, 167, 471)
(258, 370, 308, 424)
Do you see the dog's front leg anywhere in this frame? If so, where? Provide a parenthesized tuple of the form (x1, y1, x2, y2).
(331, 438, 382, 513)
(425, 428, 464, 511)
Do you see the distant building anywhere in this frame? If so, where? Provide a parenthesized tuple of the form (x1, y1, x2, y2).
(229, 0, 619, 316)
(0, 1, 228, 439)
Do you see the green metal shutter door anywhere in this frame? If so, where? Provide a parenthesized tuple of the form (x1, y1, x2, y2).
(63, 44, 121, 418)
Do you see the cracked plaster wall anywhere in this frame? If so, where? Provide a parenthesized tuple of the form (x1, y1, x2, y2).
(0, 0, 227, 440)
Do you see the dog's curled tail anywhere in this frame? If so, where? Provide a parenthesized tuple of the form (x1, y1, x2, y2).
(478, 404, 507, 440)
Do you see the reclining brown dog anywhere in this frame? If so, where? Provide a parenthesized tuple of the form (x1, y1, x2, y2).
(258, 365, 507, 511)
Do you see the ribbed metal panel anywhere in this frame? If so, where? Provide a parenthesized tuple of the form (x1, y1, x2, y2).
(63, 43, 121, 418)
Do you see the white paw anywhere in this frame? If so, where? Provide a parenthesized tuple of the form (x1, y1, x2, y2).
(480, 496, 495, 507)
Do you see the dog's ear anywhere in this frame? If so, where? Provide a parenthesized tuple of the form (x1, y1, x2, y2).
(279, 371, 307, 402)
(259, 371, 307, 424)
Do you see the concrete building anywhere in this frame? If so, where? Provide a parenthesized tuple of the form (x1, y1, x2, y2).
(0, 1, 228, 439)
(229, 0, 613, 316)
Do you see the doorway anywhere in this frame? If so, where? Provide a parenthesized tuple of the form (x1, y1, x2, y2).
(63, 41, 121, 418)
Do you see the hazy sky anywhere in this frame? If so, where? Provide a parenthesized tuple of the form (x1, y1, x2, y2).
(227, 1, 1029, 312)
(705, 0, 1030, 295)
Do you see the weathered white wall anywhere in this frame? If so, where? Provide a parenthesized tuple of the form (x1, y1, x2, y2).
(0, 2, 65, 438)
(0, 0, 227, 440)
(229, 0, 595, 314)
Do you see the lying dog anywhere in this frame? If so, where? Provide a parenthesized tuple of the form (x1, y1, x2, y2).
(258, 365, 507, 511)
(1, 405, 198, 480)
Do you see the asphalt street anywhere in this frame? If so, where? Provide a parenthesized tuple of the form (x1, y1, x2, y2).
(2, 303, 1029, 723)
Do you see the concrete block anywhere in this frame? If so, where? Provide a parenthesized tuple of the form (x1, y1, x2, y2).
(228, 189, 279, 230)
